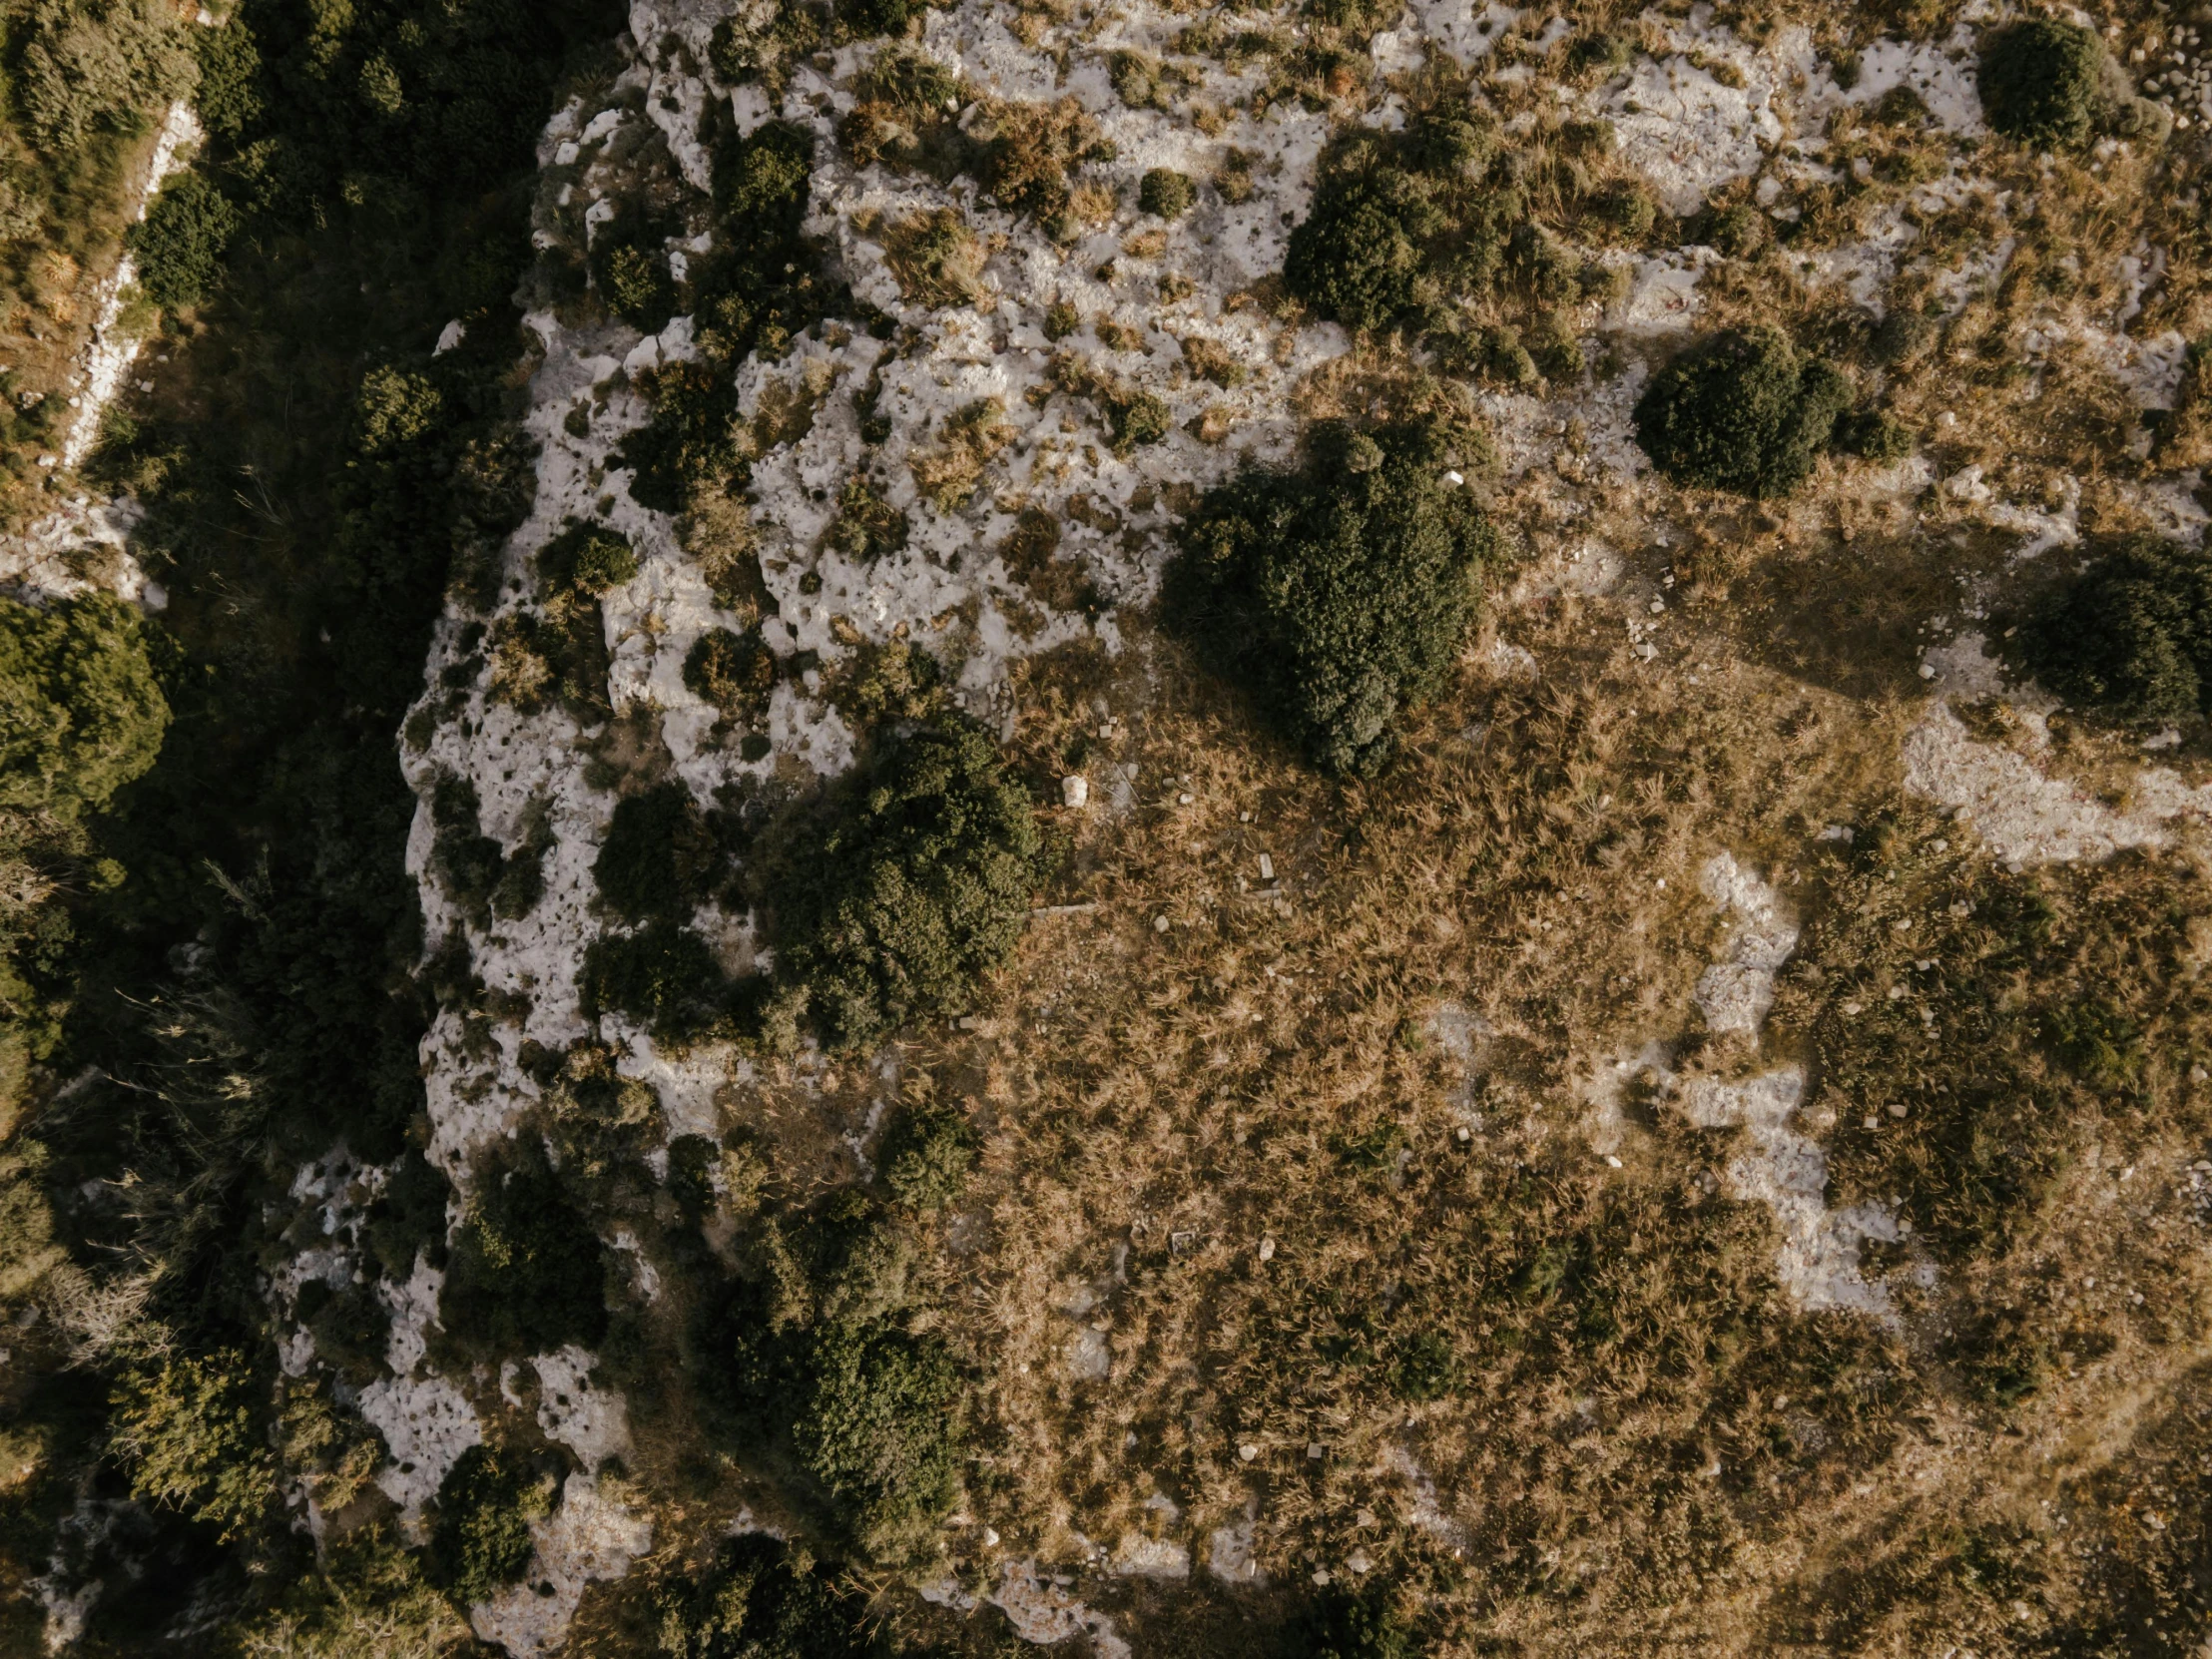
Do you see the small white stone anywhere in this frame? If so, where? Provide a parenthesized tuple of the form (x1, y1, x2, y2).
(1918, 662, 1937, 680)
(1307, 1442, 1325, 1458)
(1259, 1237, 1275, 1262)
(1442, 469, 1464, 485)
(1605, 1155, 1622, 1168)
(1238, 1443, 1259, 1461)
(1061, 774, 1090, 809)
(982, 1527, 1000, 1546)
(1154, 915, 1171, 932)
(1258, 853, 1275, 880)
(1178, 791, 1194, 806)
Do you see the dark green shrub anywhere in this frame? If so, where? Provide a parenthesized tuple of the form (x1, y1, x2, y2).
(594, 220, 677, 333)
(0, 591, 170, 819)
(2041, 997, 2141, 1086)
(1164, 419, 1491, 776)
(112, 1350, 275, 1542)
(1285, 168, 1441, 333)
(685, 627, 778, 721)
(627, 120, 825, 512)
(1138, 167, 1195, 219)
(791, 1318, 964, 1563)
(194, 17, 263, 142)
(595, 783, 718, 923)
(1632, 327, 1852, 497)
(876, 1099, 976, 1211)
(129, 171, 241, 308)
(1389, 1329, 1458, 1402)
(427, 1443, 553, 1605)
(581, 920, 732, 1042)
(1834, 406, 1914, 462)
(1297, 1582, 1414, 1659)
(441, 1141, 609, 1354)
(1102, 384, 1170, 453)
(2013, 535, 2212, 723)
(826, 638, 942, 729)
(761, 722, 1041, 1050)
(538, 522, 639, 595)
(840, 0, 912, 40)
(1978, 19, 2103, 149)
(654, 1533, 874, 1659)
(16, 0, 196, 155)
(1699, 202, 1768, 259)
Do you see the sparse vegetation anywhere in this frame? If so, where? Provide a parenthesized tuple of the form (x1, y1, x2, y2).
(1632, 326, 1853, 497)
(1165, 418, 1491, 775)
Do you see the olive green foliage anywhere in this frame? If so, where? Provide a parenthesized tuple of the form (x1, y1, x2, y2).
(825, 637, 943, 730)
(1286, 165, 1443, 333)
(1288, 110, 1614, 338)
(230, 1522, 470, 1658)
(441, 1140, 609, 1354)
(1632, 326, 1853, 497)
(595, 782, 717, 923)
(427, 1443, 553, 1606)
(112, 1349, 276, 1541)
(625, 121, 828, 513)
(654, 1533, 873, 1659)
(1298, 1583, 1414, 1659)
(1977, 19, 2103, 149)
(538, 521, 639, 595)
(429, 773, 553, 925)
(706, 1195, 966, 1562)
(2012, 535, 2212, 723)
(12, 0, 196, 155)
(0, 592, 169, 819)
(1138, 166, 1195, 219)
(581, 919, 733, 1042)
(127, 170, 241, 307)
(876, 1097, 976, 1211)
(192, 15, 262, 142)
(1833, 405, 1914, 463)
(760, 721, 1042, 1050)
(1164, 419, 1490, 776)
(684, 626, 777, 722)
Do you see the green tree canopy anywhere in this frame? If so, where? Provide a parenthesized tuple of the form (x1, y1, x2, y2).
(1164, 418, 1490, 776)
(0, 591, 170, 820)
(1632, 326, 1852, 497)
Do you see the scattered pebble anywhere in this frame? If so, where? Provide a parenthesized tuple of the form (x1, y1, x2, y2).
(1154, 915, 1170, 933)
(1061, 775, 1089, 810)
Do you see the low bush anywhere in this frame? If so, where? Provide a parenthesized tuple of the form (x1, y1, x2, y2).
(580, 919, 732, 1043)
(1632, 326, 1852, 497)
(1285, 168, 1441, 333)
(1977, 19, 2104, 149)
(1284, 113, 1620, 336)
(440, 1141, 609, 1354)
(595, 783, 718, 923)
(876, 1097, 976, 1211)
(0, 592, 170, 820)
(1164, 418, 1491, 776)
(685, 628, 777, 724)
(112, 1349, 275, 1542)
(128, 172, 241, 308)
(1139, 167, 1195, 219)
(625, 120, 828, 513)
(1297, 1583, 1415, 1659)
(538, 523, 639, 596)
(2011, 535, 2212, 723)
(759, 722, 1041, 1050)
(654, 1532, 874, 1659)
(791, 1317, 963, 1563)
(701, 1194, 967, 1564)
(16, 0, 196, 156)
(426, 1443, 553, 1606)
